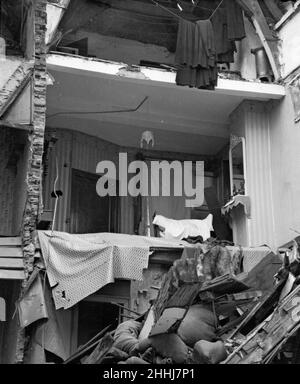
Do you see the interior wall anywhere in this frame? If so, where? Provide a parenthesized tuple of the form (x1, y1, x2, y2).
(43, 128, 135, 233)
(228, 105, 249, 246)
(43, 127, 217, 235)
(0, 127, 28, 236)
(63, 31, 175, 66)
(269, 91, 300, 247)
(12, 136, 30, 235)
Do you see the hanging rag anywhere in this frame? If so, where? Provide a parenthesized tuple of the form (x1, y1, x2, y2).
(225, 0, 246, 41)
(211, 7, 237, 64)
(175, 19, 218, 89)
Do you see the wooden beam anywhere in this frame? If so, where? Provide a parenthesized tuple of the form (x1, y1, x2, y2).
(0, 258, 24, 269)
(0, 270, 25, 280)
(0, 247, 23, 258)
(0, 237, 22, 246)
(0, 120, 32, 131)
(237, 0, 281, 80)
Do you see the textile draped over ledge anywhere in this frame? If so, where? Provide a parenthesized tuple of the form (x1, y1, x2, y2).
(221, 195, 251, 218)
(38, 231, 186, 310)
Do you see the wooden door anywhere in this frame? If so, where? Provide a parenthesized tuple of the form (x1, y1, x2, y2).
(70, 169, 111, 234)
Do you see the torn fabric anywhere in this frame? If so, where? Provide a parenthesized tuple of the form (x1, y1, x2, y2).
(38, 231, 151, 309)
(221, 195, 251, 218)
(21, 271, 70, 362)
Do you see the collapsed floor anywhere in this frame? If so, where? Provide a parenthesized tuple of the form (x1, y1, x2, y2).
(26, 236, 299, 365)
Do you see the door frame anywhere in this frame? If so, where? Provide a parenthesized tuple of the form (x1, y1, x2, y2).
(69, 168, 119, 234)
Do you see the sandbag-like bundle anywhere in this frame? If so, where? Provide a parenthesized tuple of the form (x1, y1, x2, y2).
(122, 356, 149, 364)
(113, 320, 142, 355)
(177, 304, 217, 347)
(193, 340, 227, 364)
(147, 333, 190, 364)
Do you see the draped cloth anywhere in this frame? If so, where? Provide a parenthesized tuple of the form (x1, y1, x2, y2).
(175, 19, 218, 89)
(225, 0, 246, 41)
(211, 8, 237, 64)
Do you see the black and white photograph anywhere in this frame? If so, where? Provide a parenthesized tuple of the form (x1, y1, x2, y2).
(1, 0, 300, 370)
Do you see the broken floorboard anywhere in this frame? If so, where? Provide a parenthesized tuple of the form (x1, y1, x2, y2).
(223, 284, 300, 364)
(0, 237, 25, 280)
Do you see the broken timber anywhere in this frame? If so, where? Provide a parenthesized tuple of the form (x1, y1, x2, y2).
(223, 284, 300, 364)
(237, 0, 281, 81)
(0, 237, 25, 280)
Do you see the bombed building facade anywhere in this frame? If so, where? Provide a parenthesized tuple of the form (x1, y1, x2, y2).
(0, 0, 300, 365)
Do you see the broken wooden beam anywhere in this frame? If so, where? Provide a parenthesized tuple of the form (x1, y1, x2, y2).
(223, 284, 300, 363)
(237, 0, 281, 80)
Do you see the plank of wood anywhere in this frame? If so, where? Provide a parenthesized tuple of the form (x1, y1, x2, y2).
(63, 324, 112, 364)
(0, 237, 22, 246)
(224, 285, 300, 364)
(0, 258, 23, 269)
(0, 269, 25, 280)
(82, 333, 114, 364)
(0, 247, 23, 258)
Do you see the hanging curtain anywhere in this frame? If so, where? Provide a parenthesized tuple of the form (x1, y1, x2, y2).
(138, 159, 192, 237)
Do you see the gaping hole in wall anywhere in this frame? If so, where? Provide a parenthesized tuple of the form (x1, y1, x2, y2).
(47, 0, 292, 84)
(77, 301, 121, 347)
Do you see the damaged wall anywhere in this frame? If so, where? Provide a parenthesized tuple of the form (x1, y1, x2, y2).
(277, 9, 300, 78)
(231, 17, 262, 81)
(18, 0, 48, 364)
(130, 263, 169, 315)
(0, 281, 22, 364)
(43, 127, 218, 235)
(52, 0, 259, 80)
(0, 128, 29, 236)
(61, 31, 175, 67)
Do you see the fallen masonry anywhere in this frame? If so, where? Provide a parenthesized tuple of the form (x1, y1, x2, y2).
(61, 238, 300, 365)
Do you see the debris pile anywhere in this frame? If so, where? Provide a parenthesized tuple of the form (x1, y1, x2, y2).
(65, 239, 300, 364)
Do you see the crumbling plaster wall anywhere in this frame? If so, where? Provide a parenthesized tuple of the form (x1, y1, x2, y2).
(277, 10, 300, 79)
(62, 31, 175, 66)
(230, 17, 261, 81)
(0, 128, 29, 236)
(15, 0, 48, 364)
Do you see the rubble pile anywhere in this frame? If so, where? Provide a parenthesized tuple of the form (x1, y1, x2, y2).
(66, 239, 300, 365)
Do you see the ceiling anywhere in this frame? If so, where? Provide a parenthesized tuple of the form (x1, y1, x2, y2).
(46, 61, 255, 155)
